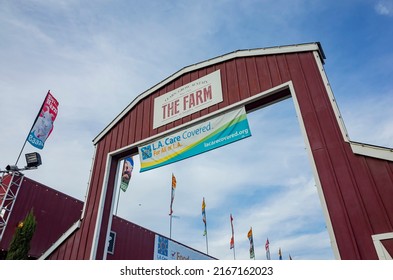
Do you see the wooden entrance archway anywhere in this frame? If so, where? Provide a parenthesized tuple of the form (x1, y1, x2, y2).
(45, 42, 393, 260)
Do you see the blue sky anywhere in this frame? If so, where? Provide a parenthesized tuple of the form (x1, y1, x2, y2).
(0, 1, 392, 260)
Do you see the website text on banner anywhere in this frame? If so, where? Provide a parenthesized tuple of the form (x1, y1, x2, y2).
(138, 106, 252, 172)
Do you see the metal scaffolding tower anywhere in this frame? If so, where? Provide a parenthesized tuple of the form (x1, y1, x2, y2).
(0, 171, 25, 242)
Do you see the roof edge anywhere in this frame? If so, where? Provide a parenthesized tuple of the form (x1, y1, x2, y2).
(93, 42, 324, 145)
(350, 141, 393, 162)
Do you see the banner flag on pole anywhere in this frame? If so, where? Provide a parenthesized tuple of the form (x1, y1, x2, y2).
(202, 197, 207, 236)
(265, 238, 271, 260)
(169, 173, 176, 215)
(27, 90, 59, 149)
(120, 157, 134, 192)
(247, 227, 255, 259)
(230, 214, 235, 249)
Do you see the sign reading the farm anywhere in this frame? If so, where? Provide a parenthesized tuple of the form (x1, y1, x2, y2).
(139, 107, 251, 172)
(153, 70, 223, 129)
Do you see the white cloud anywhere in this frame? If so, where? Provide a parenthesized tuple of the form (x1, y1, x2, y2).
(375, 1, 393, 16)
(339, 91, 393, 147)
(1, 1, 391, 261)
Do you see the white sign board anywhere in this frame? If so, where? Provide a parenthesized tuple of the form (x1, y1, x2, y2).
(153, 235, 215, 260)
(140, 107, 251, 172)
(153, 70, 223, 129)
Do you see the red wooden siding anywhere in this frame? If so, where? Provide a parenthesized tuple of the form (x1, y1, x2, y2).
(1, 176, 211, 260)
(0, 176, 83, 259)
(47, 44, 393, 259)
(107, 216, 155, 260)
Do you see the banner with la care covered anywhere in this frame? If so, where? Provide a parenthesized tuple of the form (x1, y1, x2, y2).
(27, 91, 59, 149)
(138, 106, 251, 172)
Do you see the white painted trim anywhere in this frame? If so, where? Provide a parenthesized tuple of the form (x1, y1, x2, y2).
(372, 232, 393, 260)
(288, 81, 341, 260)
(81, 145, 97, 220)
(312, 51, 350, 143)
(89, 46, 347, 260)
(313, 50, 393, 162)
(350, 142, 393, 162)
(89, 83, 295, 259)
(91, 80, 341, 260)
(38, 219, 81, 260)
(90, 153, 113, 260)
(110, 82, 293, 158)
(93, 43, 323, 144)
(37, 146, 97, 259)
(101, 159, 122, 260)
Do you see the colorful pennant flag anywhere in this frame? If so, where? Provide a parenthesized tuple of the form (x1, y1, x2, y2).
(229, 214, 235, 249)
(169, 173, 176, 215)
(27, 90, 59, 149)
(265, 238, 270, 260)
(247, 227, 255, 259)
(120, 157, 134, 192)
(202, 197, 207, 236)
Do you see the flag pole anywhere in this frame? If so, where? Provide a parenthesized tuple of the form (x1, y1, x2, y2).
(205, 231, 209, 255)
(254, 229, 256, 260)
(115, 159, 123, 215)
(169, 173, 176, 239)
(15, 139, 29, 166)
(233, 242, 236, 260)
(115, 183, 121, 215)
(202, 197, 209, 254)
(15, 90, 50, 165)
(230, 213, 236, 260)
(169, 213, 173, 239)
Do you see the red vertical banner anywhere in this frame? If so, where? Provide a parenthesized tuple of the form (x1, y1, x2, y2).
(169, 173, 176, 215)
(265, 238, 270, 260)
(230, 214, 235, 249)
(27, 91, 59, 149)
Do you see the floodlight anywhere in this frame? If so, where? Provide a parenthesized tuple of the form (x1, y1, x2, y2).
(6, 165, 19, 171)
(25, 152, 42, 168)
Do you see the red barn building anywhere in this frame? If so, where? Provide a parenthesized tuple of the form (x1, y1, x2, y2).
(1, 42, 392, 259)
(0, 176, 214, 260)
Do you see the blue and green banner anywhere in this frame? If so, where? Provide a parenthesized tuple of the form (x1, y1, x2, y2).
(138, 107, 251, 172)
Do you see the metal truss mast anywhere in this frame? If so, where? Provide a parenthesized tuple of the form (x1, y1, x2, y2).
(0, 171, 25, 242)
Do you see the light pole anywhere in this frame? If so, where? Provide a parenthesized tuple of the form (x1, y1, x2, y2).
(0, 152, 42, 242)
